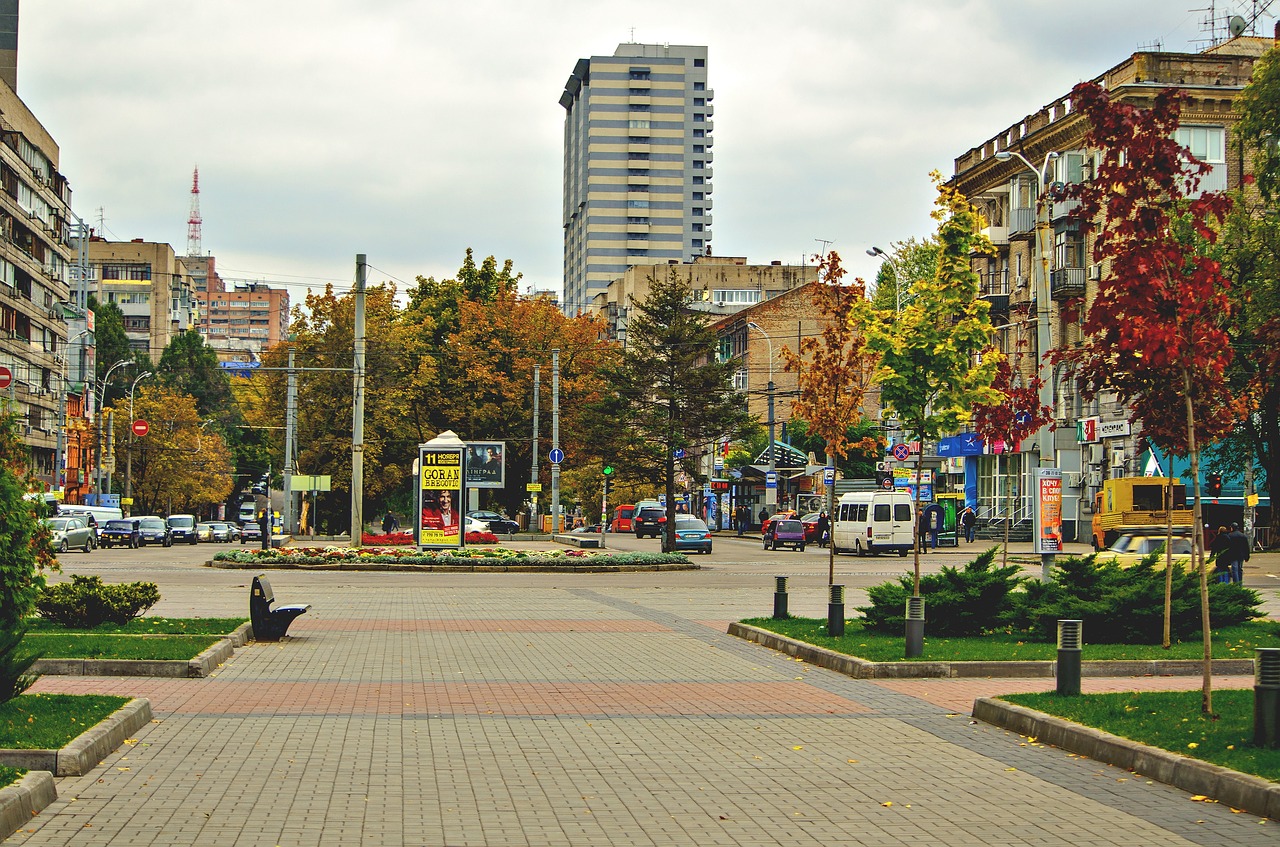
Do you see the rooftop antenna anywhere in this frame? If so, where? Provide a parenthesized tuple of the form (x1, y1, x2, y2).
(186, 166, 203, 257)
(1229, 13, 1249, 35)
(1189, 2, 1221, 47)
(815, 238, 833, 259)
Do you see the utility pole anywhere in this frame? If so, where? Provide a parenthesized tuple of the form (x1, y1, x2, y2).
(283, 346, 297, 534)
(551, 349, 561, 535)
(531, 364, 540, 532)
(350, 254, 367, 546)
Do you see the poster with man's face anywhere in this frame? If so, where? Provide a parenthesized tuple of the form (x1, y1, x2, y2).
(418, 447, 464, 548)
(465, 442, 505, 488)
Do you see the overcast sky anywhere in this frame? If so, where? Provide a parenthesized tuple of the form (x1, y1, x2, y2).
(14, 1, 1266, 303)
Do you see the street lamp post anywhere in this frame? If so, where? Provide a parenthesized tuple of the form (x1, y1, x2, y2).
(747, 322, 777, 512)
(867, 246, 906, 312)
(996, 149, 1059, 581)
(124, 370, 153, 505)
(94, 359, 134, 497)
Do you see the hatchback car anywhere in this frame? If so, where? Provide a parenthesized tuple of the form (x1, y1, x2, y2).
(137, 516, 173, 547)
(45, 516, 96, 553)
(673, 516, 712, 554)
(634, 506, 667, 539)
(100, 519, 141, 549)
(1098, 530, 1193, 568)
(765, 519, 807, 552)
(166, 514, 200, 545)
(467, 510, 520, 535)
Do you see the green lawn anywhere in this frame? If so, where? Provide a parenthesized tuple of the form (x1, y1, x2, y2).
(24, 617, 247, 635)
(24, 634, 220, 660)
(0, 694, 129, 749)
(0, 765, 22, 790)
(1003, 689, 1280, 783)
(740, 617, 1280, 662)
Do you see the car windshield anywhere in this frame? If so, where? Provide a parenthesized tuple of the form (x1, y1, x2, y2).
(776, 520, 803, 532)
(139, 518, 165, 529)
(104, 520, 133, 531)
(676, 517, 707, 531)
(47, 518, 75, 530)
(168, 516, 194, 527)
(1109, 535, 1193, 555)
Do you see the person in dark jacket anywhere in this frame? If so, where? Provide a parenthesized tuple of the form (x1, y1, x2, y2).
(1224, 522, 1251, 584)
(259, 509, 271, 551)
(1209, 526, 1231, 583)
(816, 512, 830, 548)
(960, 506, 977, 543)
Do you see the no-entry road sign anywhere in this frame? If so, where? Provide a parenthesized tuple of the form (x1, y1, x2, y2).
(0, 366, 10, 389)
(131, 419, 150, 437)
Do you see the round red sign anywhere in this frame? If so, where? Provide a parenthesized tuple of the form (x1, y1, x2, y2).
(131, 419, 150, 437)
(0, 366, 10, 389)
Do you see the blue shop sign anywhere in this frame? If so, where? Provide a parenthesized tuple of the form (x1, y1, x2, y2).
(937, 433, 985, 457)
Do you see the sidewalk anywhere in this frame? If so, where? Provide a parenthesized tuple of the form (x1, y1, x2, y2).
(18, 566, 1276, 846)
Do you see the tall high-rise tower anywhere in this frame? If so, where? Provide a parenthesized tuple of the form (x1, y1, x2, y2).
(560, 43, 712, 314)
(186, 166, 202, 257)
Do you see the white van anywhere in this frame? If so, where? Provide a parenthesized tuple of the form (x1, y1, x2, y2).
(832, 491, 915, 556)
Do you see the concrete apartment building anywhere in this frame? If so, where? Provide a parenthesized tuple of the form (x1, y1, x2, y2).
(949, 35, 1268, 541)
(198, 280, 290, 360)
(592, 254, 816, 344)
(88, 238, 200, 359)
(0, 2, 87, 493)
(561, 42, 713, 314)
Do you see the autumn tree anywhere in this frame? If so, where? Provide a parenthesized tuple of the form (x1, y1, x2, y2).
(580, 267, 754, 552)
(781, 251, 881, 583)
(1055, 81, 1242, 713)
(865, 175, 1002, 597)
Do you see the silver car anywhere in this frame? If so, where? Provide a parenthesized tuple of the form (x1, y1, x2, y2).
(45, 516, 97, 553)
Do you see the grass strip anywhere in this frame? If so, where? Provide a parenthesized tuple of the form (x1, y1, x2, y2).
(0, 765, 22, 789)
(740, 617, 1280, 663)
(1002, 689, 1280, 783)
(0, 694, 129, 749)
(24, 634, 221, 660)
(24, 617, 247, 635)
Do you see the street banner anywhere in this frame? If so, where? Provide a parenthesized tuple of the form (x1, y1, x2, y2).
(1033, 468, 1063, 554)
(465, 441, 505, 488)
(418, 446, 465, 549)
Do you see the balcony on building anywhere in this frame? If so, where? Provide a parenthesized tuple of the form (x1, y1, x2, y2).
(1049, 197, 1082, 222)
(981, 270, 1010, 315)
(1009, 207, 1036, 238)
(980, 225, 1009, 248)
(1050, 267, 1086, 300)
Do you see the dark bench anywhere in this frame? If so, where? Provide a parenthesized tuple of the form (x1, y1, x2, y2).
(250, 575, 310, 641)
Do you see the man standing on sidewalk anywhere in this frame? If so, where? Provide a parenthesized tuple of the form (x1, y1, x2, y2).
(1224, 522, 1251, 584)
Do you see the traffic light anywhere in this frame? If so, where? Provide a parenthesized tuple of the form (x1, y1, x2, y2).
(603, 464, 614, 498)
(1207, 473, 1222, 497)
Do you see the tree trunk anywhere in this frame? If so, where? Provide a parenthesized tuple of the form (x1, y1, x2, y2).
(826, 445, 835, 586)
(1163, 473, 1173, 650)
(1183, 367, 1213, 715)
(1001, 452, 1011, 569)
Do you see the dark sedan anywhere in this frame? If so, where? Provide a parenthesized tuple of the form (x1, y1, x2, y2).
(137, 516, 173, 547)
(240, 522, 263, 544)
(467, 510, 520, 535)
(100, 519, 141, 549)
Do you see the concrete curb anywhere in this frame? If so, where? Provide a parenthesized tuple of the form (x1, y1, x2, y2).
(973, 698, 1280, 820)
(31, 632, 242, 679)
(726, 623, 1256, 678)
(0, 698, 152, 776)
(0, 771, 56, 842)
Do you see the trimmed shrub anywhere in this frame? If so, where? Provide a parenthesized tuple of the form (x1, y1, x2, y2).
(1014, 552, 1261, 644)
(858, 546, 1027, 636)
(35, 575, 161, 628)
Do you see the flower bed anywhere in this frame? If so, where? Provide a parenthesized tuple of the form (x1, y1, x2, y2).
(211, 546, 694, 570)
(360, 530, 498, 545)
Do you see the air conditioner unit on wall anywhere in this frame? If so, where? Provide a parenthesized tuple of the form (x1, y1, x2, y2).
(1086, 469, 1103, 487)
(1064, 471, 1083, 488)
(1088, 264, 1101, 281)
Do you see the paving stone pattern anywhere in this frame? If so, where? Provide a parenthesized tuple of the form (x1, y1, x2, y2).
(14, 570, 1274, 846)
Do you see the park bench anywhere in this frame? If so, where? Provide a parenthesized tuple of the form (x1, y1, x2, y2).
(249, 575, 311, 641)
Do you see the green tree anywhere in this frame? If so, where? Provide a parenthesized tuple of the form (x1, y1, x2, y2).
(580, 268, 754, 552)
(865, 175, 1002, 594)
(157, 330, 233, 418)
(88, 295, 140, 408)
(0, 410, 56, 630)
(869, 237, 940, 313)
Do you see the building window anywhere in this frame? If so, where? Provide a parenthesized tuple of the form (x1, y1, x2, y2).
(694, 98, 705, 106)
(1174, 125, 1227, 192)
(693, 145, 705, 153)
(629, 68, 650, 80)
(733, 367, 748, 392)
(627, 199, 650, 209)
(693, 161, 705, 169)
(693, 114, 705, 122)
(692, 192, 704, 200)
(712, 289, 761, 306)
(693, 176, 704, 185)
(630, 103, 650, 111)
(628, 119, 650, 130)
(692, 223, 703, 232)
(693, 208, 704, 216)
(692, 238, 704, 248)
(1054, 230, 1084, 269)
(693, 58, 705, 68)
(626, 216, 649, 224)
(693, 129, 705, 138)
(694, 81, 705, 91)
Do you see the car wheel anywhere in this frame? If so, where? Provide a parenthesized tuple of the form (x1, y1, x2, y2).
(898, 549, 908, 557)
(190, 538, 198, 545)
(83, 537, 94, 553)
(799, 543, 805, 552)
(58, 539, 68, 553)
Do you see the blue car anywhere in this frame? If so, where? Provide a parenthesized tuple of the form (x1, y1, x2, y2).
(673, 516, 712, 554)
(100, 519, 141, 549)
(136, 516, 173, 547)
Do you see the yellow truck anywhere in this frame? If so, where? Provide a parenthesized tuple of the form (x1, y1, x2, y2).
(1091, 476, 1194, 550)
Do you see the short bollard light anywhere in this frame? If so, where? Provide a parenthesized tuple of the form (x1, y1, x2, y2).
(828, 584, 845, 637)
(773, 576, 789, 619)
(904, 595, 925, 659)
(1056, 619, 1083, 697)
(1254, 648, 1280, 749)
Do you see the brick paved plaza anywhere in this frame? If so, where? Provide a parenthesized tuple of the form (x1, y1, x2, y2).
(9, 539, 1278, 846)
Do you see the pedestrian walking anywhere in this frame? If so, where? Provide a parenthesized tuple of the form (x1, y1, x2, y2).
(816, 511, 830, 548)
(1210, 526, 1231, 584)
(735, 505, 746, 537)
(259, 509, 271, 551)
(1224, 522, 1251, 584)
(759, 506, 768, 532)
(960, 506, 976, 543)
(381, 510, 396, 535)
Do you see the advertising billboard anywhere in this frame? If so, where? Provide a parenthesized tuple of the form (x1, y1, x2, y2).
(1033, 468, 1063, 554)
(465, 442, 505, 489)
(418, 446, 465, 549)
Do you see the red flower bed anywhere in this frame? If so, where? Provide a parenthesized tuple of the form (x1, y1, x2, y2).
(360, 530, 499, 545)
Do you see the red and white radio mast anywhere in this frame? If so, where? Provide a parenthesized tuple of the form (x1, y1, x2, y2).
(186, 166, 203, 256)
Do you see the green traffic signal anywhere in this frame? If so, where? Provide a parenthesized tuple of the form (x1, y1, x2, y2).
(602, 465, 614, 476)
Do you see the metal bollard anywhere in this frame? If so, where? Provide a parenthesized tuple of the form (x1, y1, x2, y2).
(828, 584, 845, 637)
(904, 595, 925, 658)
(1057, 620, 1083, 696)
(773, 576, 789, 619)
(1254, 648, 1280, 748)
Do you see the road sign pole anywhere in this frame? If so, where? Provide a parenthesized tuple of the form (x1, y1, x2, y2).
(551, 349, 560, 535)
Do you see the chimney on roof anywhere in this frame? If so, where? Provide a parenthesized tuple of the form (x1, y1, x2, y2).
(0, 0, 17, 93)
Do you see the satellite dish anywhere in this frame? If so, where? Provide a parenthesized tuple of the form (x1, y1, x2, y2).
(1229, 14, 1248, 37)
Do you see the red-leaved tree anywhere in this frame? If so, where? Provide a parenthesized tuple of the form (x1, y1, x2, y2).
(1054, 81, 1242, 713)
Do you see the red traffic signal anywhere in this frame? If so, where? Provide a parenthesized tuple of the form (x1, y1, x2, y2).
(1207, 473, 1222, 497)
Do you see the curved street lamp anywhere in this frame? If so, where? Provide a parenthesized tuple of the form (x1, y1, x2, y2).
(867, 246, 906, 313)
(94, 359, 134, 495)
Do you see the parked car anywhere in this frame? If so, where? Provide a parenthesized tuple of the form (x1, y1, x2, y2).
(760, 510, 799, 539)
(240, 522, 263, 544)
(609, 504, 636, 532)
(100, 519, 141, 549)
(764, 518, 807, 552)
(465, 515, 491, 535)
(467, 510, 520, 535)
(195, 522, 217, 542)
(45, 516, 96, 553)
(673, 516, 712, 554)
(58, 509, 101, 538)
(166, 514, 200, 545)
(799, 512, 824, 543)
(207, 521, 240, 542)
(634, 506, 667, 539)
(568, 523, 602, 534)
(1097, 530, 1194, 568)
(137, 516, 173, 547)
